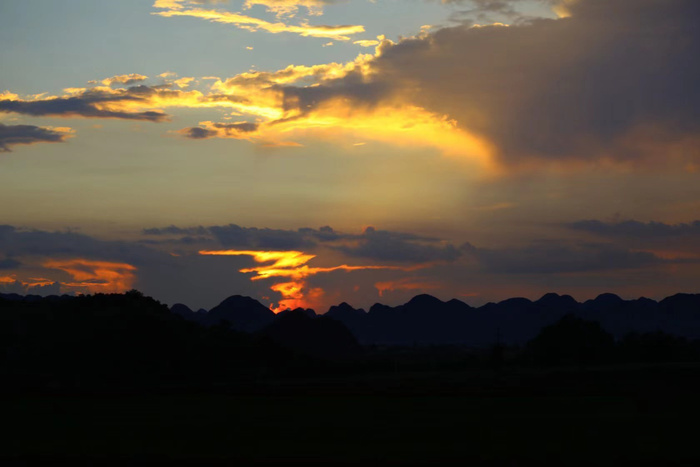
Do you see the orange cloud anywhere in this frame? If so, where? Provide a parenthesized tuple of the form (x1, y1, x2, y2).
(24, 277, 56, 287)
(0, 274, 57, 293)
(375, 277, 442, 297)
(0, 275, 16, 284)
(199, 249, 425, 312)
(43, 259, 137, 294)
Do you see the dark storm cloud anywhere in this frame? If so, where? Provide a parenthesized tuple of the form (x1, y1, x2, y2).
(274, 0, 700, 164)
(0, 123, 70, 152)
(569, 220, 700, 239)
(0, 87, 170, 122)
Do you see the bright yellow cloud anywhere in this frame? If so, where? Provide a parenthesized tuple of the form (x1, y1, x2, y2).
(101, 74, 149, 86)
(153, 5, 364, 40)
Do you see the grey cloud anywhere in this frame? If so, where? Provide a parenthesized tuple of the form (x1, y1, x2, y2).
(143, 223, 456, 262)
(143, 225, 210, 236)
(298, 225, 341, 242)
(0, 225, 166, 266)
(181, 127, 217, 139)
(0, 257, 20, 269)
(144, 224, 348, 249)
(439, 0, 529, 22)
(209, 224, 315, 250)
(278, 78, 389, 119)
(0, 87, 170, 122)
(570, 220, 700, 239)
(212, 122, 259, 133)
(180, 122, 259, 139)
(0, 123, 70, 152)
(474, 241, 662, 274)
(336, 227, 462, 263)
(276, 0, 700, 164)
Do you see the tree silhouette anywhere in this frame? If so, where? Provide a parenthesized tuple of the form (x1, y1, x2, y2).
(527, 314, 615, 366)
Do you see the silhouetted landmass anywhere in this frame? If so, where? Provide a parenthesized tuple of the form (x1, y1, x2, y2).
(526, 314, 616, 365)
(0, 290, 317, 392)
(162, 291, 700, 348)
(2, 289, 700, 391)
(4, 290, 700, 465)
(202, 294, 276, 331)
(259, 309, 360, 359)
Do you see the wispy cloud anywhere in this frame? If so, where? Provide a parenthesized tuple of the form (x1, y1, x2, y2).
(153, 0, 363, 40)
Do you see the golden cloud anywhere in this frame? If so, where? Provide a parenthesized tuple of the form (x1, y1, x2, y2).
(101, 74, 149, 87)
(153, 1, 364, 40)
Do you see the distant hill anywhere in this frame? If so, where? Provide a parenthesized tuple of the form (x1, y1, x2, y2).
(199, 295, 277, 332)
(332, 292, 700, 345)
(169, 291, 700, 346)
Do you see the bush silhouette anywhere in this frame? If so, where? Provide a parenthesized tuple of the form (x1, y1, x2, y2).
(527, 314, 615, 365)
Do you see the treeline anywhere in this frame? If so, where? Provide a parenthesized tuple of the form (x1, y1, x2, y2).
(0, 291, 335, 391)
(525, 314, 700, 366)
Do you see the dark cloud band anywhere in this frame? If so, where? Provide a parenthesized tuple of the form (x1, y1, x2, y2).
(0, 123, 70, 152)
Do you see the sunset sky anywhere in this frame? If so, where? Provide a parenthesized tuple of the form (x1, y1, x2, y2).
(1, 0, 699, 312)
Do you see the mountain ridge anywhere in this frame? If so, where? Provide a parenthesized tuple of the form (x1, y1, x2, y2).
(160, 291, 700, 346)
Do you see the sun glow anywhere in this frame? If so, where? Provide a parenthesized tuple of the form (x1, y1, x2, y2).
(199, 249, 425, 312)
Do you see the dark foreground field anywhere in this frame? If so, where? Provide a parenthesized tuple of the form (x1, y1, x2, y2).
(5, 364, 700, 466)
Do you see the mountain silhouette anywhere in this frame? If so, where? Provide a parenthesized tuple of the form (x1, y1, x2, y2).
(276, 307, 317, 319)
(164, 291, 700, 346)
(321, 292, 700, 346)
(201, 295, 276, 332)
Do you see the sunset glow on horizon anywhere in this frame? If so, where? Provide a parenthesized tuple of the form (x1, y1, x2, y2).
(199, 249, 431, 312)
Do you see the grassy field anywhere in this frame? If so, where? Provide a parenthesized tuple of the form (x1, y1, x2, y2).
(4, 365, 700, 465)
